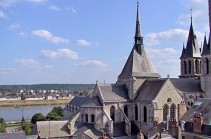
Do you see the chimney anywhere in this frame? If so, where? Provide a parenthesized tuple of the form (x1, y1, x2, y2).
(137, 130, 145, 139)
(193, 113, 203, 134)
(168, 118, 178, 135)
(178, 100, 187, 120)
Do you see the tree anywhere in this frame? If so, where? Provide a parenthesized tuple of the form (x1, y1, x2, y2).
(22, 121, 31, 135)
(46, 106, 64, 121)
(0, 118, 6, 133)
(31, 113, 46, 125)
(21, 92, 25, 100)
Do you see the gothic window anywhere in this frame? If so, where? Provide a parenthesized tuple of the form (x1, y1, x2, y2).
(206, 58, 209, 74)
(199, 60, 201, 74)
(135, 105, 138, 121)
(143, 106, 147, 122)
(124, 105, 128, 117)
(170, 104, 176, 119)
(110, 106, 115, 121)
(184, 61, 187, 74)
(163, 104, 169, 121)
(91, 114, 95, 123)
(85, 114, 88, 122)
(189, 60, 192, 74)
(195, 59, 199, 74)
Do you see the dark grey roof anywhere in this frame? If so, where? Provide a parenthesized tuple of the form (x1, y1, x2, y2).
(0, 133, 26, 139)
(202, 35, 209, 55)
(181, 20, 201, 58)
(181, 98, 211, 125)
(81, 96, 102, 107)
(118, 48, 160, 79)
(180, 44, 186, 59)
(68, 96, 92, 107)
(170, 78, 203, 93)
(31, 121, 70, 138)
(135, 4, 142, 38)
(98, 84, 129, 102)
(73, 123, 102, 138)
(135, 79, 166, 101)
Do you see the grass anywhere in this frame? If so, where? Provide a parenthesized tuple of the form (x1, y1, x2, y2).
(0, 99, 70, 107)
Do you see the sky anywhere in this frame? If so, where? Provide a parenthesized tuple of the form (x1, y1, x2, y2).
(0, 0, 209, 85)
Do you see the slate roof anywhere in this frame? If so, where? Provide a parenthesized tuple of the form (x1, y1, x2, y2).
(181, 98, 211, 124)
(118, 48, 160, 78)
(180, 20, 201, 58)
(31, 121, 70, 138)
(68, 96, 92, 107)
(0, 133, 26, 139)
(170, 78, 203, 93)
(81, 96, 102, 107)
(202, 35, 209, 55)
(98, 84, 129, 102)
(135, 79, 166, 101)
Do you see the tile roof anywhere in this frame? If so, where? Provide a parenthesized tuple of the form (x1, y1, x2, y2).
(135, 79, 166, 101)
(68, 96, 92, 107)
(181, 98, 211, 124)
(170, 78, 203, 93)
(98, 84, 129, 102)
(31, 121, 70, 138)
(0, 133, 26, 139)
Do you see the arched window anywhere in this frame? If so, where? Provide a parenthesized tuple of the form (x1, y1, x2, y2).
(163, 104, 169, 121)
(199, 60, 201, 73)
(206, 58, 209, 74)
(91, 114, 95, 123)
(170, 104, 176, 119)
(124, 105, 128, 117)
(135, 105, 138, 121)
(143, 106, 147, 122)
(110, 106, 115, 121)
(189, 60, 192, 74)
(195, 59, 199, 74)
(184, 61, 187, 74)
(85, 114, 88, 122)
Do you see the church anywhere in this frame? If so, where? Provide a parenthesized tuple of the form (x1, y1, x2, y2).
(63, 1, 211, 138)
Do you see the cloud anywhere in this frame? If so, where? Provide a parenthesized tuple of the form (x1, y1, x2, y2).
(19, 32, 28, 37)
(49, 4, 61, 11)
(147, 47, 179, 58)
(77, 39, 92, 46)
(32, 29, 69, 44)
(0, 0, 48, 7)
(78, 60, 107, 68)
(0, 10, 7, 19)
(41, 48, 79, 59)
(14, 59, 41, 69)
(145, 28, 204, 46)
(0, 68, 17, 74)
(8, 23, 20, 30)
(66, 6, 76, 13)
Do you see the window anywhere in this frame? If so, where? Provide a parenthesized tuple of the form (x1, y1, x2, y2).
(91, 114, 95, 123)
(163, 104, 169, 121)
(135, 105, 138, 121)
(206, 58, 209, 74)
(170, 104, 176, 119)
(110, 106, 115, 121)
(189, 60, 192, 74)
(195, 59, 199, 74)
(144, 106, 147, 122)
(184, 61, 187, 74)
(85, 114, 88, 122)
(124, 105, 128, 117)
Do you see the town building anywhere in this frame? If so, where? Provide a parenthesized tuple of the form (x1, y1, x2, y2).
(63, 1, 211, 139)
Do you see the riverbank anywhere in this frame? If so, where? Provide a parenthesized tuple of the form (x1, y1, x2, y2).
(0, 99, 70, 107)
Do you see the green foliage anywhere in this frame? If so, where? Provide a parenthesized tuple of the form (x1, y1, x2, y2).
(21, 121, 31, 135)
(0, 118, 6, 133)
(31, 113, 46, 125)
(46, 106, 64, 121)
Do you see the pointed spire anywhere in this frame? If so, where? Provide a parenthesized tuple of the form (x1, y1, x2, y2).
(180, 43, 186, 59)
(202, 35, 208, 55)
(182, 15, 201, 58)
(135, 1, 142, 38)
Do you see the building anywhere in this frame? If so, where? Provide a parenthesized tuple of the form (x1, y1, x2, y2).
(63, 1, 211, 139)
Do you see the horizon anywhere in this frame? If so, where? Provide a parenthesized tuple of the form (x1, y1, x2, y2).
(0, 0, 209, 85)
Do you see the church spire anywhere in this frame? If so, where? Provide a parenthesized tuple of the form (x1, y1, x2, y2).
(134, 1, 143, 55)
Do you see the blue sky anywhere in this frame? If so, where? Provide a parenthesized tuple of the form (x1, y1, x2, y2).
(0, 0, 209, 84)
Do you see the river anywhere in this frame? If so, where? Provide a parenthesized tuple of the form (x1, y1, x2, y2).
(0, 105, 65, 121)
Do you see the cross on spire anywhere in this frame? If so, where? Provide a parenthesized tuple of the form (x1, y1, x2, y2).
(190, 8, 193, 22)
